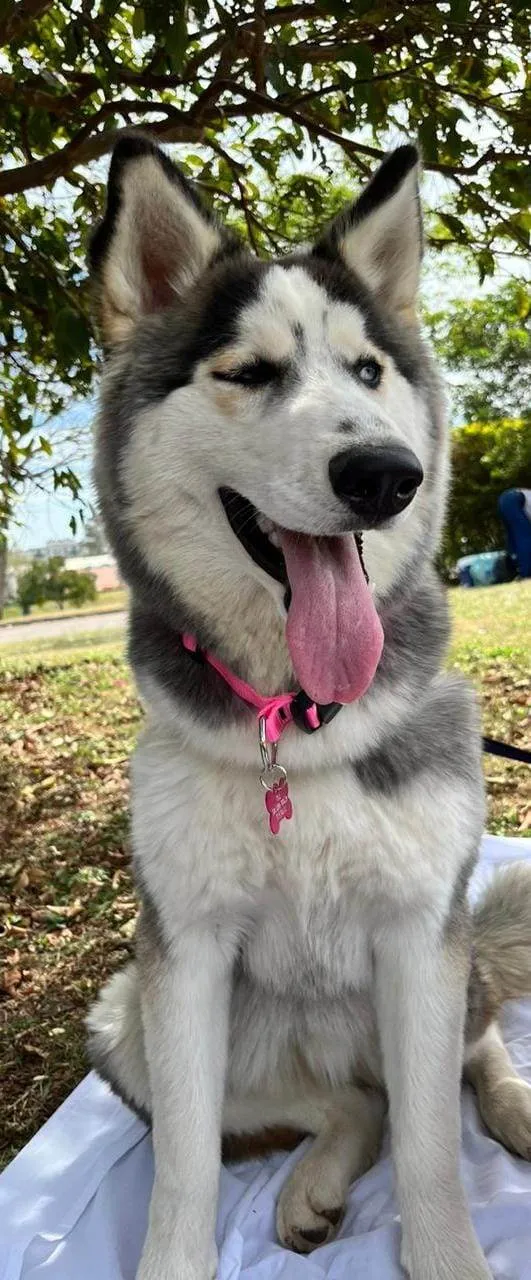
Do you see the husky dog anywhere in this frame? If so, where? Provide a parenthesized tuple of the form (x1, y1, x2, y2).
(87, 135, 531, 1280)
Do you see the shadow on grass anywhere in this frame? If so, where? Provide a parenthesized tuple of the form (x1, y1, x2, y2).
(1, 798, 136, 1167)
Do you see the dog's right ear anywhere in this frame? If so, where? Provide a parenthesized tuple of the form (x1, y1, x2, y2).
(89, 134, 232, 344)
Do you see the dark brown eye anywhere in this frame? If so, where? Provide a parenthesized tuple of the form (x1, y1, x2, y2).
(354, 357, 383, 389)
(212, 359, 281, 388)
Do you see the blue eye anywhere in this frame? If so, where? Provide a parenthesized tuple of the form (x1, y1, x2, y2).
(354, 358, 382, 389)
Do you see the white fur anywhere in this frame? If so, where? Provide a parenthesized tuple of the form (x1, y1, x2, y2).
(101, 153, 222, 342)
(339, 163, 421, 314)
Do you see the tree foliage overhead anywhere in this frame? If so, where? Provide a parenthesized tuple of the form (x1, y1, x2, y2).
(2, 1, 529, 249)
(1, 0, 529, 571)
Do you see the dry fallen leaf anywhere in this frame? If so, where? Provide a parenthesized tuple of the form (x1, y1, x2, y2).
(21, 1043, 47, 1059)
(1, 967, 22, 996)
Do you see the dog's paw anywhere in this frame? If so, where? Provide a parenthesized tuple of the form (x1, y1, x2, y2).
(276, 1154, 345, 1254)
(480, 1078, 531, 1161)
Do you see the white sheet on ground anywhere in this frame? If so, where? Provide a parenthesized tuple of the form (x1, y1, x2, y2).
(1, 835, 531, 1280)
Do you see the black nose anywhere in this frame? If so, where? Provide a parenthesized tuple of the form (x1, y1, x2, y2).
(329, 444, 424, 524)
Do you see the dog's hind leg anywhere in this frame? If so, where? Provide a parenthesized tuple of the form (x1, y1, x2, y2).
(465, 862, 531, 1160)
(87, 961, 151, 1121)
(224, 1085, 385, 1254)
(275, 1087, 386, 1253)
(465, 1021, 531, 1160)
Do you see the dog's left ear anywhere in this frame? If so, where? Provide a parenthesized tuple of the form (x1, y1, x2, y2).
(89, 133, 234, 344)
(314, 146, 422, 318)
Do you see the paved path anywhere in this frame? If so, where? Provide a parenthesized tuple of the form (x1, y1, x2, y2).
(0, 610, 127, 644)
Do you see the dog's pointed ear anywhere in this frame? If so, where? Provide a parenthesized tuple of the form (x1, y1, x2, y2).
(89, 134, 232, 344)
(314, 146, 422, 318)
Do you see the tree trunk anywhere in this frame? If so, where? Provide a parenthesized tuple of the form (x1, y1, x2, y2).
(0, 539, 7, 619)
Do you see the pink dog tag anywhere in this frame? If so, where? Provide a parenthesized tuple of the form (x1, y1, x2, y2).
(264, 775, 293, 835)
(258, 716, 293, 834)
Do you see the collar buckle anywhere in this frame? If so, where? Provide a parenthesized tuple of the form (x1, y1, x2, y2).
(291, 691, 342, 734)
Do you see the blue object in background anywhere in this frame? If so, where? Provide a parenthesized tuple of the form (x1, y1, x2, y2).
(457, 550, 512, 588)
(498, 489, 531, 578)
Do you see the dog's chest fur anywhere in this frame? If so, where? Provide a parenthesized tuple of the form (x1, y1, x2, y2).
(240, 884, 373, 999)
(133, 723, 470, 1001)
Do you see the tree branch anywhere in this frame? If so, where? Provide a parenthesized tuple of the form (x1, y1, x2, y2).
(209, 140, 261, 252)
(0, 117, 204, 197)
(0, 0, 53, 44)
(0, 73, 97, 116)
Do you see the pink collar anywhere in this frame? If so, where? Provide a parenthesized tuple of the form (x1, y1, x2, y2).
(180, 633, 343, 835)
(181, 632, 320, 744)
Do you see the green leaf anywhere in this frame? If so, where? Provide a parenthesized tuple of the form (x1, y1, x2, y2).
(350, 43, 373, 79)
(265, 58, 290, 94)
(54, 308, 90, 364)
(165, 7, 189, 72)
(449, 0, 469, 20)
(438, 211, 469, 243)
(39, 436, 53, 456)
(477, 250, 496, 284)
(132, 7, 145, 38)
(418, 115, 439, 163)
(1, 0, 528, 546)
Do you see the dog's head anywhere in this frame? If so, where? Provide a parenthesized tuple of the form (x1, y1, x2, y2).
(91, 135, 447, 705)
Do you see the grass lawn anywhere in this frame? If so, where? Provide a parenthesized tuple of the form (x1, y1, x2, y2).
(1, 580, 529, 1168)
(1, 587, 128, 625)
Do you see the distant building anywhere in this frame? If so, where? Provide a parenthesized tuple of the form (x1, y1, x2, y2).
(64, 554, 122, 592)
(35, 539, 81, 559)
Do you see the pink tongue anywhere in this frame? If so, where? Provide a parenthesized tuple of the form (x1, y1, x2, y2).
(280, 532, 384, 706)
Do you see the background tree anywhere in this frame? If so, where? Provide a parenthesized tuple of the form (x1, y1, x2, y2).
(1, 1, 529, 607)
(425, 280, 530, 423)
(15, 555, 98, 613)
(16, 559, 49, 615)
(44, 555, 72, 610)
(438, 419, 531, 576)
(57, 568, 98, 608)
(424, 279, 531, 574)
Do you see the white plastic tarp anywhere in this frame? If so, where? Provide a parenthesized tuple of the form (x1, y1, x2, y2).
(1, 834, 531, 1280)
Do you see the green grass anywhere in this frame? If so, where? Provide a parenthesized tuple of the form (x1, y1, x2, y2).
(1, 630, 126, 661)
(449, 579, 529, 657)
(0, 580, 529, 1168)
(1, 587, 128, 625)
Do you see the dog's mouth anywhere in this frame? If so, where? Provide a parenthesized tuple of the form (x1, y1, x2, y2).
(219, 487, 287, 588)
(219, 487, 384, 706)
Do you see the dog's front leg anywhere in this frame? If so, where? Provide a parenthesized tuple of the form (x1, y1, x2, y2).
(136, 921, 233, 1280)
(375, 915, 491, 1280)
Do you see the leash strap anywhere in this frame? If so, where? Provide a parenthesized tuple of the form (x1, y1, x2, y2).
(483, 737, 531, 765)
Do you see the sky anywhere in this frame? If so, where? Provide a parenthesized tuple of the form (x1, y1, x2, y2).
(11, 402, 96, 552)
